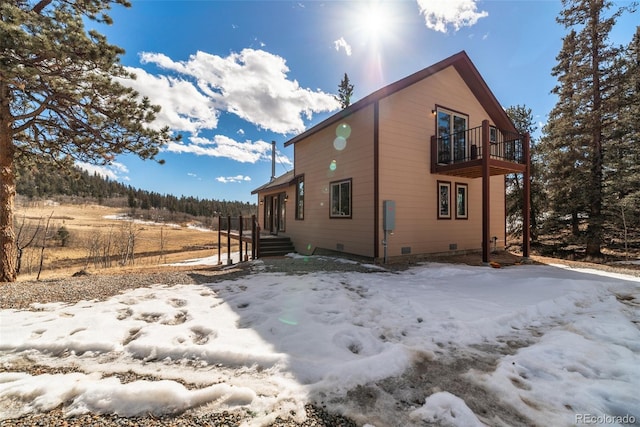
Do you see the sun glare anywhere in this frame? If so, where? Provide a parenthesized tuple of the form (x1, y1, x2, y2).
(356, 1, 396, 45)
(363, 5, 385, 33)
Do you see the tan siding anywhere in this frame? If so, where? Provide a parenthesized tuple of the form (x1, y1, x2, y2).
(377, 65, 507, 257)
(287, 105, 375, 257)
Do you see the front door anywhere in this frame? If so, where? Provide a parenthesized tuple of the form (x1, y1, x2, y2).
(264, 193, 286, 234)
(271, 196, 280, 234)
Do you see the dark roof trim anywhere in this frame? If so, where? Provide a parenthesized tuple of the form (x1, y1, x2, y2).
(284, 51, 517, 147)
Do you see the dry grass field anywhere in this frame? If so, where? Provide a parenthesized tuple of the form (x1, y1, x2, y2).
(13, 201, 239, 281)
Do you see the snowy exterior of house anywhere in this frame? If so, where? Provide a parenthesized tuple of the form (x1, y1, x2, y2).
(252, 51, 530, 263)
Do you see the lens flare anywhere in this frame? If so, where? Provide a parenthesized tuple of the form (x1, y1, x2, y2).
(278, 317, 298, 326)
(329, 160, 337, 171)
(333, 136, 347, 151)
(336, 123, 352, 139)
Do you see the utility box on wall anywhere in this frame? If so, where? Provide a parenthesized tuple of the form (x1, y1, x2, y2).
(383, 200, 396, 232)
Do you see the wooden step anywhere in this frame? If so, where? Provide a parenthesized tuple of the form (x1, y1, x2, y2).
(259, 236, 295, 257)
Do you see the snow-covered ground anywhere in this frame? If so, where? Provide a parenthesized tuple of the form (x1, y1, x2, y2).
(103, 214, 182, 229)
(166, 252, 242, 266)
(1, 257, 639, 426)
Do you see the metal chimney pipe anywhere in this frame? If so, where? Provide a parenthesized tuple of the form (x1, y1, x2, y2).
(271, 140, 276, 181)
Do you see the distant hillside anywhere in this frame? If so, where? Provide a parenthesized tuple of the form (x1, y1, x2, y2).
(15, 161, 256, 218)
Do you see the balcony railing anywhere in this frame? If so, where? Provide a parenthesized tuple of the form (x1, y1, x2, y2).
(434, 125, 526, 165)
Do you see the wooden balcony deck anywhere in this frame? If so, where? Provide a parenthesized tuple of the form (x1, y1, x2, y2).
(431, 122, 527, 178)
(432, 158, 526, 178)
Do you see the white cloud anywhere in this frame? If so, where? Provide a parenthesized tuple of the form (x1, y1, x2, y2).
(334, 37, 352, 56)
(416, 0, 488, 33)
(75, 161, 129, 181)
(216, 175, 252, 184)
(139, 49, 339, 134)
(121, 67, 219, 133)
(164, 135, 292, 166)
(116, 49, 338, 165)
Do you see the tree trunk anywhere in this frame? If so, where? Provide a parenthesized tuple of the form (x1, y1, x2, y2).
(0, 80, 17, 282)
(586, 4, 604, 258)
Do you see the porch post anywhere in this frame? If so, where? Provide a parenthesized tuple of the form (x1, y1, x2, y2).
(239, 215, 244, 262)
(251, 214, 257, 260)
(227, 215, 232, 265)
(523, 133, 531, 258)
(217, 215, 222, 265)
(482, 120, 491, 264)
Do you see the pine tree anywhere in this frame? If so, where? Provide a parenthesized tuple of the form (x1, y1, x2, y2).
(0, 0, 176, 282)
(605, 26, 640, 242)
(539, 30, 590, 237)
(336, 73, 354, 109)
(505, 105, 544, 240)
(543, 0, 635, 256)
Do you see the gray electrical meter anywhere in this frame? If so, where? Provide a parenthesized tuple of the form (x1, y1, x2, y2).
(383, 200, 395, 232)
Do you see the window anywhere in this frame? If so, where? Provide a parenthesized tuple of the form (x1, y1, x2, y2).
(295, 176, 304, 220)
(437, 107, 468, 163)
(279, 193, 286, 232)
(490, 126, 497, 144)
(455, 183, 468, 219)
(437, 181, 451, 219)
(330, 179, 352, 218)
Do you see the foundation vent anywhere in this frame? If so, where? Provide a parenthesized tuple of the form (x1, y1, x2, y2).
(401, 247, 411, 255)
(336, 243, 345, 251)
(449, 243, 458, 251)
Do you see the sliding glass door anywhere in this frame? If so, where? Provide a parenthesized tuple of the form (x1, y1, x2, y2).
(437, 108, 468, 163)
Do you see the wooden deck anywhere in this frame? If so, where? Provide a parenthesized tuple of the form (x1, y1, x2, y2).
(217, 216, 295, 264)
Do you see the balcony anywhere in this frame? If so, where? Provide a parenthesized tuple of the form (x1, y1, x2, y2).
(431, 121, 528, 178)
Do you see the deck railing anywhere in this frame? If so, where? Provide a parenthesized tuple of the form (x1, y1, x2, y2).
(434, 125, 525, 165)
(217, 215, 260, 265)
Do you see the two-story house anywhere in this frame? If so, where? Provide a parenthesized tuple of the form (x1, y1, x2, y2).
(252, 51, 530, 263)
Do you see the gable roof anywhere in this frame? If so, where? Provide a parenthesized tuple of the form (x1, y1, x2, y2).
(284, 51, 517, 147)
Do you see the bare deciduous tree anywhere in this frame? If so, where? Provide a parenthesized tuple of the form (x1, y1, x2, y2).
(15, 215, 42, 274)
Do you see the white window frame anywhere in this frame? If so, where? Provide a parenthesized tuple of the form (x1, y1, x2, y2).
(330, 179, 352, 218)
(436, 107, 469, 163)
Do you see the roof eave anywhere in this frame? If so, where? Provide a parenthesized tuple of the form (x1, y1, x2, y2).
(284, 51, 519, 147)
(250, 171, 297, 195)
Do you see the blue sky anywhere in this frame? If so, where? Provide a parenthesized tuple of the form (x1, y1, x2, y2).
(80, 0, 639, 203)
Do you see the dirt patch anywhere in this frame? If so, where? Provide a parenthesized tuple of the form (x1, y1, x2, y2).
(322, 349, 535, 426)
